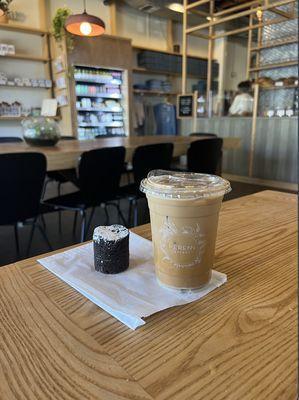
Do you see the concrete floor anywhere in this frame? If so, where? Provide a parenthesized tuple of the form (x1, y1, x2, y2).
(0, 179, 292, 267)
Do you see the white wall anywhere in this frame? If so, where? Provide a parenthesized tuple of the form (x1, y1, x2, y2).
(223, 38, 248, 91)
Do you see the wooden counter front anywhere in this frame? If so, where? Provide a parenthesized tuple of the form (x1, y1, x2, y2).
(0, 191, 296, 399)
(0, 135, 240, 171)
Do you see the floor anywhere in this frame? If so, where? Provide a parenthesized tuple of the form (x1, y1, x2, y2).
(0, 179, 294, 267)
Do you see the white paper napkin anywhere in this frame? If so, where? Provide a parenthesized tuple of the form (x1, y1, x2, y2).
(38, 232, 227, 330)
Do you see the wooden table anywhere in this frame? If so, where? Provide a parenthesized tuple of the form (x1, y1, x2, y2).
(0, 135, 240, 171)
(0, 191, 296, 399)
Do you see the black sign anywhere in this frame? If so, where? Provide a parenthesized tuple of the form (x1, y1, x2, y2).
(177, 94, 194, 118)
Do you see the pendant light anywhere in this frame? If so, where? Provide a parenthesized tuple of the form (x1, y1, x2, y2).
(64, 0, 105, 37)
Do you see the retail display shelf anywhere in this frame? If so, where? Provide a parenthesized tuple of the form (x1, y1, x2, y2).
(133, 89, 178, 96)
(74, 78, 122, 85)
(0, 22, 48, 36)
(78, 121, 123, 128)
(133, 67, 204, 79)
(76, 107, 122, 112)
(75, 93, 122, 99)
(0, 54, 50, 63)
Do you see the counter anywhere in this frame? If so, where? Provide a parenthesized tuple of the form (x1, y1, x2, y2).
(180, 116, 298, 184)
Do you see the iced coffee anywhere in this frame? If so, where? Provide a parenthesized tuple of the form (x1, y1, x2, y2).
(140, 170, 231, 289)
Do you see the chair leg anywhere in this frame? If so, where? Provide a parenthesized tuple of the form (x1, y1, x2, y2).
(14, 224, 20, 259)
(36, 223, 53, 252)
(58, 182, 62, 233)
(85, 207, 95, 237)
(80, 209, 86, 243)
(40, 214, 47, 230)
(128, 199, 133, 227)
(73, 211, 78, 235)
(42, 178, 51, 199)
(26, 221, 36, 258)
(133, 198, 138, 227)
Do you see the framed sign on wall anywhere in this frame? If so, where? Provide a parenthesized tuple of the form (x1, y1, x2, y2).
(177, 92, 198, 119)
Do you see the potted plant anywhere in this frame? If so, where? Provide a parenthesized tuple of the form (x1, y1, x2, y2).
(52, 7, 73, 51)
(0, 0, 13, 23)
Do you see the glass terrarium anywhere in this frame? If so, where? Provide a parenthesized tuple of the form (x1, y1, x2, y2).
(21, 117, 61, 146)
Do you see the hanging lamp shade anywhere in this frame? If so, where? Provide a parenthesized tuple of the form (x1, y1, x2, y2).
(64, 11, 105, 37)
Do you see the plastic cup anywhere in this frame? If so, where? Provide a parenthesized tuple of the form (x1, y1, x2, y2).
(140, 170, 231, 289)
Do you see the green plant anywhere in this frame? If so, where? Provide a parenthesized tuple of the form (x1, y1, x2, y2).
(52, 7, 73, 51)
(0, 0, 13, 13)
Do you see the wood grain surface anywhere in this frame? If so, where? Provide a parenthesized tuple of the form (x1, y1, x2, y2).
(0, 135, 240, 171)
(0, 191, 297, 400)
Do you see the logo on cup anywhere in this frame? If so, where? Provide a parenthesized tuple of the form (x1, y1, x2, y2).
(160, 217, 205, 268)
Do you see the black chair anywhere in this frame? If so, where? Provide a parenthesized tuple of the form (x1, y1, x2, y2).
(0, 137, 23, 143)
(119, 143, 174, 226)
(45, 136, 78, 231)
(190, 132, 218, 137)
(0, 152, 52, 258)
(187, 138, 223, 175)
(43, 147, 126, 242)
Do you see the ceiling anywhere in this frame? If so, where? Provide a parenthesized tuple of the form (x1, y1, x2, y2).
(120, 0, 255, 40)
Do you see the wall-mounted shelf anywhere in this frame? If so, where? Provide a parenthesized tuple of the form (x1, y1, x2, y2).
(0, 116, 60, 121)
(78, 121, 123, 128)
(0, 83, 51, 90)
(250, 60, 298, 72)
(75, 78, 122, 85)
(259, 84, 298, 90)
(133, 89, 178, 96)
(133, 67, 204, 79)
(75, 93, 122, 99)
(132, 45, 209, 62)
(77, 107, 122, 112)
(0, 22, 48, 36)
(0, 54, 50, 63)
(250, 36, 298, 51)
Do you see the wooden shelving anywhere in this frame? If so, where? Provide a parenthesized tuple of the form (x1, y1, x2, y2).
(133, 89, 178, 96)
(0, 22, 48, 36)
(250, 60, 298, 72)
(259, 84, 298, 90)
(133, 67, 204, 79)
(250, 36, 298, 51)
(0, 116, 60, 121)
(132, 45, 209, 61)
(0, 83, 51, 90)
(0, 54, 50, 63)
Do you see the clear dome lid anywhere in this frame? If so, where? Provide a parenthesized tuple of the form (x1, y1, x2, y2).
(140, 170, 231, 199)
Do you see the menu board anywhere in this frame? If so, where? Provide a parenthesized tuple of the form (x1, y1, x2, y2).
(177, 94, 195, 118)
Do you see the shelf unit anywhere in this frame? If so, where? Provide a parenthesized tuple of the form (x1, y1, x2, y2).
(250, 60, 298, 72)
(133, 89, 178, 96)
(259, 84, 298, 90)
(0, 23, 55, 125)
(0, 116, 60, 121)
(0, 83, 52, 90)
(0, 54, 50, 63)
(74, 65, 129, 140)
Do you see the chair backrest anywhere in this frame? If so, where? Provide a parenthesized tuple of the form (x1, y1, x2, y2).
(60, 136, 76, 140)
(0, 137, 23, 143)
(132, 143, 174, 186)
(190, 132, 217, 138)
(78, 146, 126, 203)
(0, 152, 46, 225)
(187, 138, 223, 175)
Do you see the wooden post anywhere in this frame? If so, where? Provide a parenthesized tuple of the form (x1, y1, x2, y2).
(167, 19, 174, 53)
(249, 83, 259, 177)
(206, 0, 214, 117)
(110, 1, 117, 36)
(182, 0, 188, 94)
(246, 12, 253, 79)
